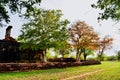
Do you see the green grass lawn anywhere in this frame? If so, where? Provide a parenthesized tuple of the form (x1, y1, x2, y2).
(0, 61, 120, 80)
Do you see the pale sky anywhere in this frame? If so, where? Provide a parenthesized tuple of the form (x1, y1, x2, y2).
(0, 0, 120, 55)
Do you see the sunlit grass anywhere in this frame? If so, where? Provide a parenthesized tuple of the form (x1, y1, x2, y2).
(77, 61, 120, 80)
(75, 62, 120, 80)
(0, 61, 119, 80)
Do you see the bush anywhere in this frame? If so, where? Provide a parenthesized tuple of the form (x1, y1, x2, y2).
(107, 56, 117, 61)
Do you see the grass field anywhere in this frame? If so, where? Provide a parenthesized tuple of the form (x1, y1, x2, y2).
(0, 61, 120, 80)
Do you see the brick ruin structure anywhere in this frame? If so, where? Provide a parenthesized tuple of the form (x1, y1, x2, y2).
(3, 26, 16, 42)
(0, 26, 43, 63)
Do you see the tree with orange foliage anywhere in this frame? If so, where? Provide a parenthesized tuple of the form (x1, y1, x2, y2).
(80, 31, 99, 60)
(68, 21, 99, 62)
(97, 36, 113, 61)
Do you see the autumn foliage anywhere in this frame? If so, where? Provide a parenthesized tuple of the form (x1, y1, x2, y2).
(97, 36, 113, 61)
(68, 21, 113, 62)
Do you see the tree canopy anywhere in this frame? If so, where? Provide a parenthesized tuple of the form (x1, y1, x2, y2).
(0, 0, 41, 26)
(68, 21, 99, 61)
(18, 7, 69, 51)
(92, 0, 120, 21)
(18, 8, 69, 62)
(97, 36, 113, 61)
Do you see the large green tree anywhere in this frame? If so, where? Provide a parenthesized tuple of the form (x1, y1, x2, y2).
(18, 8, 69, 62)
(92, 0, 120, 21)
(0, 0, 41, 26)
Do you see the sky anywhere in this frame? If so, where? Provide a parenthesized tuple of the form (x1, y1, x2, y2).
(0, 0, 120, 56)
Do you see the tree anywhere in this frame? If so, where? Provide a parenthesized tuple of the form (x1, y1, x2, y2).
(117, 50, 120, 61)
(97, 36, 113, 61)
(92, 0, 120, 21)
(18, 8, 69, 62)
(79, 30, 99, 61)
(83, 49, 94, 61)
(68, 21, 99, 62)
(0, 0, 41, 26)
(54, 41, 71, 58)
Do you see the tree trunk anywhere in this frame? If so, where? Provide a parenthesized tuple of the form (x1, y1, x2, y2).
(43, 49, 47, 62)
(98, 47, 104, 62)
(76, 47, 80, 62)
(38, 49, 47, 62)
(83, 49, 87, 61)
(76, 52, 79, 62)
(97, 54, 101, 62)
(84, 53, 87, 61)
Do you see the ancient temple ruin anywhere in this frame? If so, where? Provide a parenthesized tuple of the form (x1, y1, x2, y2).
(0, 26, 43, 63)
(3, 25, 16, 41)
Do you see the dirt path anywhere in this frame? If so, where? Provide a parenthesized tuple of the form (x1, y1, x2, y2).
(61, 69, 104, 80)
